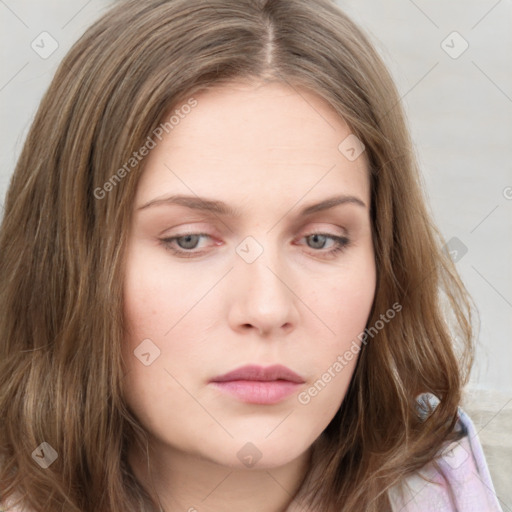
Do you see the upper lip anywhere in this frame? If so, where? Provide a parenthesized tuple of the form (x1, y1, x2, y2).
(210, 364, 305, 383)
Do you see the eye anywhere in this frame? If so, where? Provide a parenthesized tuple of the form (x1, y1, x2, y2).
(300, 232, 351, 257)
(160, 233, 213, 257)
(160, 231, 351, 259)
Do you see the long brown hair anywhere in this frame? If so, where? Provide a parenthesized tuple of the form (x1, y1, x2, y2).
(0, 0, 474, 510)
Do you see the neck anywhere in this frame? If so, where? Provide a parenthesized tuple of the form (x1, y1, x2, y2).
(128, 438, 318, 512)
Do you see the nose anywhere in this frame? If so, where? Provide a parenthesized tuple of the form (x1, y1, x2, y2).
(227, 241, 300, 337)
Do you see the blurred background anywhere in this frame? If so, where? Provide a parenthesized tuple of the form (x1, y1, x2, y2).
(0, 0, 510, 508)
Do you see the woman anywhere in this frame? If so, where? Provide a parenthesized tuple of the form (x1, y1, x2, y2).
(0, 0, 503, 511)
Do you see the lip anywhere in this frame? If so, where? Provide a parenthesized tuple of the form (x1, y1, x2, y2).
(209, 364, 305, 405)
(211, 364, 305, 384)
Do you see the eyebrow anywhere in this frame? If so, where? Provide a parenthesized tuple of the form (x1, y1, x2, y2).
(137, 193, 367, 216)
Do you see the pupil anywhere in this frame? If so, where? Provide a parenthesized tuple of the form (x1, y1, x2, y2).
(309, 234, 326, 249)
(179, 235, 199, 249)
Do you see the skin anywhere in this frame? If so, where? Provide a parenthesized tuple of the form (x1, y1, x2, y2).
(121, 80, 376, 512)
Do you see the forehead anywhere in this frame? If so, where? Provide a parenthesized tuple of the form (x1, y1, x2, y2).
(135, 81, 369, 209)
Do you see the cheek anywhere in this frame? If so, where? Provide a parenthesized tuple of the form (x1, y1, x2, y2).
(298, 255, 375, 404)
(122, 243, 200, 345)
(334, 277, 375, 337)
(121, 245, 177, 387)
(121, 243, 225, 385)
(120, 248, 205, 425)
(309, 256, 376, 344)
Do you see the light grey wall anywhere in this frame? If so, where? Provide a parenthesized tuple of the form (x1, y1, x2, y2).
(339, 0, 512, 395)
(1, 1, 511, 394)
(0, 0, 115, 194)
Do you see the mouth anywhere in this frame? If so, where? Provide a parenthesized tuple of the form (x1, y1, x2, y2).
(209, 364, 305, 405)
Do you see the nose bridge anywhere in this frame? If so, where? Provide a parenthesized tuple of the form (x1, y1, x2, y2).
(237, 234, 287, 300)
(231, 233, 297, 333)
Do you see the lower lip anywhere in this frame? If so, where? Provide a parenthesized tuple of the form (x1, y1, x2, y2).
(210, 380, 302, 404)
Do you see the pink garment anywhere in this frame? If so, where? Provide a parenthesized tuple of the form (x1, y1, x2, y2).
(388, 408, 503, 511)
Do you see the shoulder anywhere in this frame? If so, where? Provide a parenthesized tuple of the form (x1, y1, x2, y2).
(388, 407, 503, 512)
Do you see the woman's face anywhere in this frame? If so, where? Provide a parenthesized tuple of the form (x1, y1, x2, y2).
(122, 81, 376, 469)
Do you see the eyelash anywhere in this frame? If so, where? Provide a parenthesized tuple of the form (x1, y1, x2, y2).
(160, 231, 351, 259)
